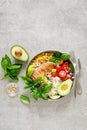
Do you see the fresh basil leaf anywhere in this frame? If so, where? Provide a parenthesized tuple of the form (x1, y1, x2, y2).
(30, 88, 40, 100)
(34, 77, 43, 86)
(49, 56, 57, 62)
(54, 51, 61, 58)
(20, 95, 30, 104)
(7, 68, 21, 76)
(21, 76, 33, 84)
(69, 63, 75, 73)
(1, 54, 11, 70)
(7, 64, 22, 70)
(49, 57, 60, 65)
(4, 73, 9, 78)
(41, 93, 48, 100)
(55, 60, 60, 65)
(9, 75, 18, 82)
(24, 84, 33, 89)
(61, 53, 70, 61)
(42, 84, 52, 93)
(0, 54, 22, 82)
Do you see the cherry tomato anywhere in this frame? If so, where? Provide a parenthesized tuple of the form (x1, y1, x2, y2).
(65, 67, 70, 74)
(56, 65, 62, 72)
(62, 64, 68, 69)
(62, 76, 68, 80)
(58, 70, 67, 78)
(59, 60, 64, 65)
(62, 63, 70, 72)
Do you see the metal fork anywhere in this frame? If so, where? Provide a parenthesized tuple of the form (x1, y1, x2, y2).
(75, 59, 82, 96)
(69, 51, 82, 97)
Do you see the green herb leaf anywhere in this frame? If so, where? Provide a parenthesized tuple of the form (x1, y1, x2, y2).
(34, 77, 43, 86)
(21, 75, 52, 101)
(41, 83, 52, 93)
(7, 67, 21, 77)
(1, 55, 22, 82)
(55, 60, 60, 65)
(7, 64, 22, 70)
(61, 53, 70, 61)
(1, 54, 11, 70)
(4, 73, 9, 78)
(9, 75, 18, 82)
(54, 51, 61, 58)
(49, 56, 57, 62)
(21, 76, 33, 84)
(49, 57, 61, 65)
(20, 95, 30, 104)
(24, 84, 33, 89)
(69, 63, 75, 73)
(30, 88, 40, 100)
(41, 93, 48, 100)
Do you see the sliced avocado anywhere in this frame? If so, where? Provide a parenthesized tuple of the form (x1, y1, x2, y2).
(49, 95, 61, 100)
(10, 45, 29, 62)
(58, 79, 72, 96)
(27, 64, 35, 77)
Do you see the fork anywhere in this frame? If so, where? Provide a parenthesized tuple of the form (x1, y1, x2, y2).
(75, 59, 82, 96)
(69, 51, 82, 97)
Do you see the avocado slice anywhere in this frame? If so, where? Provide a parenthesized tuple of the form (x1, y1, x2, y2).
(10, 45, 29, 62)
(58, 79, 72, 96)
(27, 64, 35, 77)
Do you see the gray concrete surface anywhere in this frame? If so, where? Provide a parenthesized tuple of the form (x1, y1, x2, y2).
(0, 0, 87, 130)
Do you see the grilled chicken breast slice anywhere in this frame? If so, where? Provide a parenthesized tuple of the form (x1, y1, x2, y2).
(31, 62, 56, 80)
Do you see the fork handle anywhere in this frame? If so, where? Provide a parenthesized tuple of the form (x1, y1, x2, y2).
(76, 80, 82, 95)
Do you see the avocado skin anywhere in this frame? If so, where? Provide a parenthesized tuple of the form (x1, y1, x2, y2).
(10, 45, 29, 62)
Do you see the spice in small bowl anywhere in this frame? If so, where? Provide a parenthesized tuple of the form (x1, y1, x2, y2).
(6, 83, 19, 97)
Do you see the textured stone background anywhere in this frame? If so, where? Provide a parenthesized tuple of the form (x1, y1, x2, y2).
(0, 0, 87, 130)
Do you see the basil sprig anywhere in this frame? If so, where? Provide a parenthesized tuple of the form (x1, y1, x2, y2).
(20, 76, 52, 103)
(1, 54, 22, 82)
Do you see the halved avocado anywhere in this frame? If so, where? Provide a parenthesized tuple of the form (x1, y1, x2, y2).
(10, 45, 29, 62)
(58, 79, 72, 96)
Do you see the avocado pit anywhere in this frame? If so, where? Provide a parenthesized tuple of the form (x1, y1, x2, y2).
(15, 49, 22, 57)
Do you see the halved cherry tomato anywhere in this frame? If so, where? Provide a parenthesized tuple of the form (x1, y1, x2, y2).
(62, 76, 68, 80)
(56, 65, 62, 72)
(62, 64, 68, 69)
(58, 70, 66, 79)
(65, 67, 70, 74)
(62, 63, 70, 72)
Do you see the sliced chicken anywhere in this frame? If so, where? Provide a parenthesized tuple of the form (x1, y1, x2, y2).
(31, 62, 56, 80)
